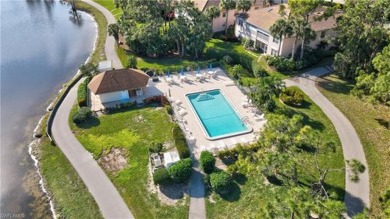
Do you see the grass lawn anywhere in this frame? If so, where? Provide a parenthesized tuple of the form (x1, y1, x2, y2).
(317, 75, 390, 218)
(70, 105, 189, 219)
(93, 0, 122, 20)
(206, 86, 345, 218)
(37, 116, 102, 218)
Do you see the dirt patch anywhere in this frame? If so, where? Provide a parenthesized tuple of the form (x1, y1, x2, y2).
(98, 148, 128, 173)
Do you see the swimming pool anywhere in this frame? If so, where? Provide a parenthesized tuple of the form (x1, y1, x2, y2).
(186, 89, 252, 140)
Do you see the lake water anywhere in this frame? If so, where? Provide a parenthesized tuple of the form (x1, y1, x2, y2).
(1, 0, 96, 217)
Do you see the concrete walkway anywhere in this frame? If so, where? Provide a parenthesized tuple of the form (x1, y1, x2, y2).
(51, 1, 133, 218)
(285, 66, 370, 217)
(189, 159, 206, 219)
(83, 0, 123, 69)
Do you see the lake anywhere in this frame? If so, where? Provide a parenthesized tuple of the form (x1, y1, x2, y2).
(0, 0, 96, 217)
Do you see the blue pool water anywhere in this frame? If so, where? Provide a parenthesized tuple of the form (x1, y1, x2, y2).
(187, 90, 251, 139)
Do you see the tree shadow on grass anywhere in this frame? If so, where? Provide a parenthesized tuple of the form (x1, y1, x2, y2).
(375, 118, 390, 129)
(218, 182, 241, 202)
(76, 117, 100, 129)
(266, 175, 284, 186)
(159, 182, 188, 200)
(278, 107, 326, 132)
(316, 76, 354, 95)
(283, 100, 312, 110)
(233, 173, 247, 185)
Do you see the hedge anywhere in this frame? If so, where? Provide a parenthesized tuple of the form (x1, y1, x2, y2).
(204, 47, 254, 72)
(143, 95, 169, 106)
(153, 168, 171, 185)
(200, 151, 215, 174)
(169, 158, 193, 183)
(72, 107, 92, 124)
(141, 59, 218, 75)
(172, 125, 190, 159)
(210, 171, 233, 194)
(77, 76, 91, 107)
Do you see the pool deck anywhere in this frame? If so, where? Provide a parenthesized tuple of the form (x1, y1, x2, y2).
(149, 68, 267, 155)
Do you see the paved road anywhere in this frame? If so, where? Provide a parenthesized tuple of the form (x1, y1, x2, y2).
(285, 67, 370, 217)
(83, 0, 123, 69)
(51, 1, 133, 218)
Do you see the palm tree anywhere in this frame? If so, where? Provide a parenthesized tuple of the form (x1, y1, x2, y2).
(290, 19, 303, 60)
(269, 19, 293, 56)
(205, 6, 220, 31)
(299, 22, 316, 59)
(108, 23, 120, 42)
(219, 0, 236, 35)
(236, 0, 252, 13)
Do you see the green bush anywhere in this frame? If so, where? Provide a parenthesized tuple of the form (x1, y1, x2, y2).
(210, 171, 233, 194)
(266, 56, 297, 72)
(200, 151, 215, 174)
(77, 76, 91, 107)
(165, 105, 173, 115)
(280, 87, 305, 106)
(127, 55, 137, 68)
(72, 107, 92, 124)
(172, 125, 190, 159)
(153, 168, 171, 185)
(149, 142, 163, 153)
(169, 158, 193, 183)
(252, 60, 267, 78)
(228, 64, 250, 80)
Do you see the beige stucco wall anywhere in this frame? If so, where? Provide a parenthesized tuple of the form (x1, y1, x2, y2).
(280, 29, 337, 57)
(212, 9, 237, 32)
(98, 91, 129, 103)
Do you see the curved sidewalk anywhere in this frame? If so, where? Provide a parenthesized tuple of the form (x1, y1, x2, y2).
(285, 67, 370, 217)
(83, 0, 123, 69)
(52, 1, 132, 218)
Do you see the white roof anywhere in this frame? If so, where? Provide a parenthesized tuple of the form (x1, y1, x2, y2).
(98, 60, 112, 71)
(163, 151, 180, 167)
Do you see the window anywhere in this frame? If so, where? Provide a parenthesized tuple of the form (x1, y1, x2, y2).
(272, 37, 280, 44)
(271, 49, 279, 56)
(257, 31, 269, 41)
(222, 12, 226, 17)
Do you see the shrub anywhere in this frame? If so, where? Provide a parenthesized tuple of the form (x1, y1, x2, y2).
(228, 64, 250, 80)
(244, 38, 254, 50)
(153, 168, 171, 185)
(222, 55, 234, 65)
(165, 105, 173, 115)
(200, 151, 215, 174)
(143, 95, 169, 106)
(172, 125, 190, 158)
(72, 107, 92, 124)
(149, 142, 163, 153)
(252, 60, 267, 78)
(127, 55, 137, 68)
(169, 158, 193, 183)
(210, 171, 233, 194)
(280, 87, 305, 106)
(77, 76, 91, 107)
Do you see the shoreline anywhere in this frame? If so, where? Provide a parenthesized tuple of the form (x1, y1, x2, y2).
(29, 5, 103, 218)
